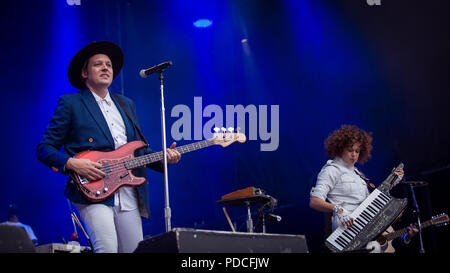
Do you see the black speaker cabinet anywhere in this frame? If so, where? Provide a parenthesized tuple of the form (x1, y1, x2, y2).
(0, 225, 36, 253)
(134, 228, 308, 253)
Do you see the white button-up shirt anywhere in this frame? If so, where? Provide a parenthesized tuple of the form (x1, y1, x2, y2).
(91, 90, 138, 211)
(310, 157, 370, 231)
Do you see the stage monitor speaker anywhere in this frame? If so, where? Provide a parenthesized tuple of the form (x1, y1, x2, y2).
(0, 225, 36, 253)
(134, 228, 308, 253)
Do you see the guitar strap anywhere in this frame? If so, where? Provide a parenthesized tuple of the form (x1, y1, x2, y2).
(112, 94, 148, 145)
(355, 169, 376, 191)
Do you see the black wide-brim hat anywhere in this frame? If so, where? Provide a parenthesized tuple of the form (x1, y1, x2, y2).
(68, 41, 124, 90)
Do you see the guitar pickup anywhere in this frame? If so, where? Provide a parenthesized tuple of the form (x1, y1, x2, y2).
(120, 172, 129, 179)
(102, 162, 112, 173)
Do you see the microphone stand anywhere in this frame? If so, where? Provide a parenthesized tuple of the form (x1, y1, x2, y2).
(159, 71, 171, 232)
(245, 202, 253, 233)
(409, 184, 425, 253)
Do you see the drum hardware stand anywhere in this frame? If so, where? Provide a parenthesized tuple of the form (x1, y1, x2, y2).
(216, 188, 279, 233)
(67, 199, 93, 252)
(245, 201, 254, 232)
(67, 199, 78, 241)
(255, 196, 280, 233)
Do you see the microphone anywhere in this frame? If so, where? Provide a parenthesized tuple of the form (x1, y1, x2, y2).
(139, 61, 172, 78)
(267, 213, 282, 222)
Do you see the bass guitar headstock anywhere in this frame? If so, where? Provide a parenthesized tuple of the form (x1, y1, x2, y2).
(211, 127, 247, 147)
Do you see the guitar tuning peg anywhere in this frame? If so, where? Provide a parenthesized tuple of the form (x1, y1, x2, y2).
(221, 127, 227, 133)
(227, 127, 234, 132)
(235, 127, 241, 139)
(213, 127, 220, 133)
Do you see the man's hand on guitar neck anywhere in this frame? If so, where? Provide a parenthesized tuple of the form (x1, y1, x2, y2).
(66, 158, 106, 181)
(158, 142, 182, 170)
(165, 142, 181, 164)
(404, 223, 419, 243)
(390, 167, 405, 189)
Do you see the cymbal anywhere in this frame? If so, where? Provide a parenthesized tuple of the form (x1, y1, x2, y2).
(216, 195, 274, 207)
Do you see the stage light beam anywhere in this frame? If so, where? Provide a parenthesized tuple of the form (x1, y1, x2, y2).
(193, 19, 213, 28)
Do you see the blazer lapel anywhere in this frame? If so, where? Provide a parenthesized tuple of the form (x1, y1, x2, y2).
(80, 89, 115, 147)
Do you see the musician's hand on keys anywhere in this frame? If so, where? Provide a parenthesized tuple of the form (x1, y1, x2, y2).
(341, 217, 354, 228)
(334, 205, 354, 228)
(66, 158, 105, 181)
(166, 142, 181, 164)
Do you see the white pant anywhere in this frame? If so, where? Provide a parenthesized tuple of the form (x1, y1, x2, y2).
(74, 203, 143, 253)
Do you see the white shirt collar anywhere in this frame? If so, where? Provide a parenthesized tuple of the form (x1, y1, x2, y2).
(334, 157, 355, 171)
(90, 90, 112, 105)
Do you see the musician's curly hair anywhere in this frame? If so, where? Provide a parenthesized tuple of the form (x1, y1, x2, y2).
(324, 124, 373, 164)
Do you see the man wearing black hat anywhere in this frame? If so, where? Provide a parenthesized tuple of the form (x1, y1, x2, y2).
(36, 41, 181, 253)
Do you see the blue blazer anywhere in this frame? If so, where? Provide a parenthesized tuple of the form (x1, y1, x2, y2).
(36, 89, 163, 218)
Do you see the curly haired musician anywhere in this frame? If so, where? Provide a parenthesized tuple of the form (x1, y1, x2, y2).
(36, 41, 181, 253)
(309, 124, 417, 251)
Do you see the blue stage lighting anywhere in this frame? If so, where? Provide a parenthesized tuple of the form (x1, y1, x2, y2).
(193, 19, 213, 28)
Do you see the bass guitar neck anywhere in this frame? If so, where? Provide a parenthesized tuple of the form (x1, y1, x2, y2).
(72, 132, 246, 202)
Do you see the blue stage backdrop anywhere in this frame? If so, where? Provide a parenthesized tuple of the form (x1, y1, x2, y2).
(0, 0, 448, 253)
